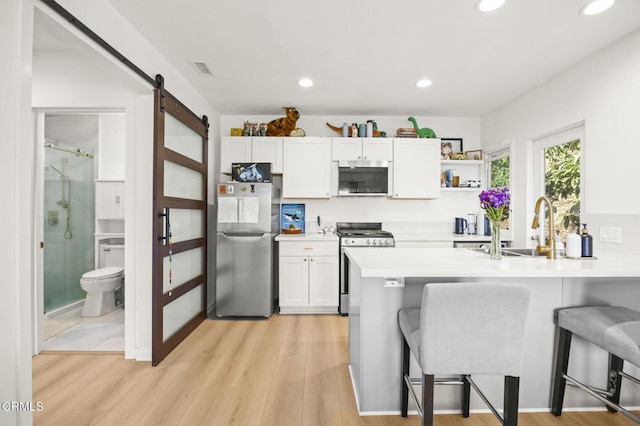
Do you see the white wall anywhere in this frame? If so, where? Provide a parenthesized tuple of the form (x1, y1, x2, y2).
(220, 115, 484, 233)
(98, 113, 125, 180)
(0, 0, 35, 424)
(482, 28, 640, 252)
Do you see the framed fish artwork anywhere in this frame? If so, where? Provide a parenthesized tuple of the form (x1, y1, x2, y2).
(280, 203, 305, 234)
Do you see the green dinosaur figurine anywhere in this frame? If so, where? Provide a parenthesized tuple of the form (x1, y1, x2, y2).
(407, 117, 437, 138)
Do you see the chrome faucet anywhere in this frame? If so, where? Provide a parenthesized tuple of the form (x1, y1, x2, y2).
(531, 196, 556, 259)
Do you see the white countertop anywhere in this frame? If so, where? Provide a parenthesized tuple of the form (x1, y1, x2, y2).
(393, 232, 511, 242)
(345, 247, 640, 278)
(275, 233, 339, 242)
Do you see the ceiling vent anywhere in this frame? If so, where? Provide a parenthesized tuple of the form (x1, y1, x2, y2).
(190, 61, 213, 76)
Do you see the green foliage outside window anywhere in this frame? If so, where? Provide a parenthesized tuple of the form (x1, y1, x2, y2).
(489, 155, 510, 229)
(544, 140, 580, 236)
(490, 157, 510, 188)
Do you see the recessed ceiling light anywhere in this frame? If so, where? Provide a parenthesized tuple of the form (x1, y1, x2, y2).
(475, 0, 506, 12)
(416, 79, 432, 88)
(298, 78, 314, 88)
(579, 0, 615, 16)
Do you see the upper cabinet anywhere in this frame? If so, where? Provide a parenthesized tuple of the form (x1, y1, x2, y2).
(96, 180, 125, 219)
(220, 136, 283, 174)
(332, 137, 392, 161)
(392, 138, 441, 199)
(283, 137, 332, 198)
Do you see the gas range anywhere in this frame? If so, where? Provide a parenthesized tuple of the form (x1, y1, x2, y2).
(337, 222, 394, 315)
(336, 222, 395, 247)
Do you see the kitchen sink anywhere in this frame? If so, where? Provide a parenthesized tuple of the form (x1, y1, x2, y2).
(469, 247, 546, 257)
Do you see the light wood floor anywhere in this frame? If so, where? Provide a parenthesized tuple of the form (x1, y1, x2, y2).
(33, 314, 637, 425)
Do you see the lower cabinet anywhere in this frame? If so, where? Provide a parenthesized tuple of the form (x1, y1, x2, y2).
(278, 240, 339, 314)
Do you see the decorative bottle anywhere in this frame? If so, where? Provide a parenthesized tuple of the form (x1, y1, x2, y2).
(566, 228, 582, 258)
(581, 223, 593, 257)
(555, 231, 565, 258)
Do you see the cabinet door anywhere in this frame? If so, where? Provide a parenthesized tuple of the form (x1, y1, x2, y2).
(96, 181, 124, 219)
(308, 256, 339, 307)
(252, 137, 283, 173)
(220, 137, 251, 174)
(283, 137, 331, 198)
(332, 138, 362, 161)
(362, 138, 392, 161)
(279, 256, 309, 307)
(392, 138, 441, 199)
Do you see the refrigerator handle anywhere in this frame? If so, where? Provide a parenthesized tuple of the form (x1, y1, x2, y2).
(220, 232, 270, 238)
(158, 208, 170, 244)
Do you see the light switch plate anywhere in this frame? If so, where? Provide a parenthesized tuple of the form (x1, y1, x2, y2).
(600, 226, 622, 243)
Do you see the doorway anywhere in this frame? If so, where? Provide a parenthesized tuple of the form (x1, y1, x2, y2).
(37, 111, 126, 352)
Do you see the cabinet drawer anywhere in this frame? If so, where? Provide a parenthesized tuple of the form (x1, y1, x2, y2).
(279, 241, 337, 256)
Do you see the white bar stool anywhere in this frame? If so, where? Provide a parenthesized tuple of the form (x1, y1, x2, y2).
(398, 282, 531, 426)
(551, 305, 640, 423)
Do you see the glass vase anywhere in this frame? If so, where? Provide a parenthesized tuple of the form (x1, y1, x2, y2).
(490, 220, 502, 259)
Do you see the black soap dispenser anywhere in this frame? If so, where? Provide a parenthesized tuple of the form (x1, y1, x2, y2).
(580, 223, 593, 257)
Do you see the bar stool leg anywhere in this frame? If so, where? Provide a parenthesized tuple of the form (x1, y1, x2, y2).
(607, 353, 624, 412)
(461, 374, 470, 418)
(504, 376, 520, 426)
(422, 373, 435, 426)
(551, 327, 572, 416)
(401, 336, 410, 417)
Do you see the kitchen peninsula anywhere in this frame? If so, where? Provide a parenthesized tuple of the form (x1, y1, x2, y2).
(346, 247, 640, 415)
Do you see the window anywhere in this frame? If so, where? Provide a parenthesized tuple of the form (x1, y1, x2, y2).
(487, 149, 510, 188)
(533, 127, 583, 240)
(486, 148, 511, 229)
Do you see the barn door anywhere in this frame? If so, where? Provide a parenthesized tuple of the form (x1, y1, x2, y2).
(152, 76, 208, 365)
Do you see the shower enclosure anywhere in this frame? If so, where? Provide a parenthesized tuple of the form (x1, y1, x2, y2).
(43, 114, 97, 313)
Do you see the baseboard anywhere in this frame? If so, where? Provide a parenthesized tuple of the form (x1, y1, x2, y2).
(44, 300, 84, 318)
(279, 306, 338, 314)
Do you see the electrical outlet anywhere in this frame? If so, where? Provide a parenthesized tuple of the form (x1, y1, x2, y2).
(383, 278, 405, 288)
(600, 226, 622, 243)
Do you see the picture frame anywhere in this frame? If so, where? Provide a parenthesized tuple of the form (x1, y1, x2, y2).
(441, 138, 463, 159)
(280, 203, 305, 234)
(465, 150, 483, 160)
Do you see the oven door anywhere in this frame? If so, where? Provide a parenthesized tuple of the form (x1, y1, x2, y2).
(339, 246, 350, 315)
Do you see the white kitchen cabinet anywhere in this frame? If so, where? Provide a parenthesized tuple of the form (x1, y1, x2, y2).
(441, 160, 484, 192)
(220, 136, 283, 174)
(332, 137, 392, 161)
(282, 137, 331, 198)
(392, 138, 441, 199)
(96, 181, 124, 219)
(279, 240, 339, 314)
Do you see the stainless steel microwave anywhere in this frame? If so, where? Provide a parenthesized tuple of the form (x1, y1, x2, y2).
(337, 161, 389, 196)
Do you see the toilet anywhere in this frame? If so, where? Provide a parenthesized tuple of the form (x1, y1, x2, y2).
(80, 244, 124, 317)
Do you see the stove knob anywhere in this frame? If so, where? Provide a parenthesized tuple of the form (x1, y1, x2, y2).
(372, 240, 378, 245)
(343, 239, 349, 245)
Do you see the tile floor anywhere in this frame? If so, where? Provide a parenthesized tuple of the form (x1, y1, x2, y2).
(43, 306, 124, 351)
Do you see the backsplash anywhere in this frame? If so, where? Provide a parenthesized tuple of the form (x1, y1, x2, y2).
(584, 214, 640, 255)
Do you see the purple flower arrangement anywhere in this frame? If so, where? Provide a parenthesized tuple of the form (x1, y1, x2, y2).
(479, 187, 510, 222)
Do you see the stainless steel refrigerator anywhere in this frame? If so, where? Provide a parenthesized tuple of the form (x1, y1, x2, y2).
(215, 182, 278, 317)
